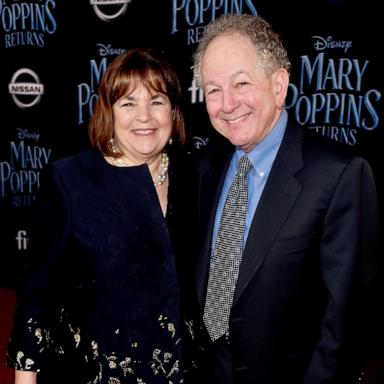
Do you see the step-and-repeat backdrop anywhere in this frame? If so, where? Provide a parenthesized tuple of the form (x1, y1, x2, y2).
(0, 0, 382, 287)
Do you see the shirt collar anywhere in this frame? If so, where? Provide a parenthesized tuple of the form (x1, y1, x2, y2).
(234, 109, 287, 175)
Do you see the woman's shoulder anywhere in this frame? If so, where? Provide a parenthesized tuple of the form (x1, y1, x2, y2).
(51, 148, 100, 170)
(38, 149, 104, 191)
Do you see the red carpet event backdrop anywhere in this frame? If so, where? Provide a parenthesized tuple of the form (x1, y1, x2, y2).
(0, 0, 382, 320)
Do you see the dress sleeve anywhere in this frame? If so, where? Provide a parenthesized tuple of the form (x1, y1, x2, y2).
(7, 165, 72, 372)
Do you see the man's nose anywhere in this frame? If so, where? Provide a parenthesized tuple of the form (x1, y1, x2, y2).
(221, 89, 239, 113)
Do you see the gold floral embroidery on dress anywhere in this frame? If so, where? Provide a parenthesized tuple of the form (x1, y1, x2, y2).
(164, 352, 172, 363)
(34, 328, 43, 343)
(26, 317, 33, 332)
(27, 318, 47, 345)
(25, 358, 35, 369)
(184, 319, 195, 340)
(108, 378, 121, 384)
(150, 348, 180, 378)
(24, 317, 52, 357)
(91, 340, 99, 358)
(158, 314, 181, 345)
(15, 351, 35, 370)
(166, 360, 180, 379)
(102, 313, 182, 381)
(68, 323, 81, 347)
(107, 355, 118, 369)
(150, 348, 164, 375)
(167, 323, 176, 338)
(21, 317, 52, 362)
(119, 357, 135, 376)
(49, 313, 182, 383)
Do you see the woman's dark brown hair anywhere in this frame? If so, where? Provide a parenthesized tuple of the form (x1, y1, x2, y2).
(89, 48, 185, 157)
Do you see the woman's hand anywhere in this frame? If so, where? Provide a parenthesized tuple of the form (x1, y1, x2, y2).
(15, 370, 37, 384)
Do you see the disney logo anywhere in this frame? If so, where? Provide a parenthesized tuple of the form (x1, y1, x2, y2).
(312, 36, 352, 53)
(192, 136, 209, 150)
(16, 128, 40, 142)
(97, 43, 126, 57)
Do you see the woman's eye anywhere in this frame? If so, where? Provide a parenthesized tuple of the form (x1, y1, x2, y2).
(121, 102, 134, 107)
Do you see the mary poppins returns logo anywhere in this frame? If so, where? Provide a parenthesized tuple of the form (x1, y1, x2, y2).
(171, 0, 257, 45)
(77, 43, 126, 125)
(0, 129, 52, 208)
(286, 36, 381, 146)
(0, 0, 57, 48)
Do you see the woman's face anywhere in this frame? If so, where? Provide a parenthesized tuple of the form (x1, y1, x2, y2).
(112, 83, 173, 163)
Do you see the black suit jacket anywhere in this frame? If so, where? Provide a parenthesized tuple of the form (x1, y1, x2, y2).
(194, 120, 380, 384)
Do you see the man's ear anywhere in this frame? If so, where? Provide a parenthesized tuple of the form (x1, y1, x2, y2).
(273, 68, 289, 108)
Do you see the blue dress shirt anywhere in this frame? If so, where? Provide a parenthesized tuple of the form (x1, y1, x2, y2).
(211, 109, 288, 256)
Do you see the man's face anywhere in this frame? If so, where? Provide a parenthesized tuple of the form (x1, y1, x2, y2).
(200, 33, 287, 152)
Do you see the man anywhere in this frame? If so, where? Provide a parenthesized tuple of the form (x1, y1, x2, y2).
(192, 13, 380, 384)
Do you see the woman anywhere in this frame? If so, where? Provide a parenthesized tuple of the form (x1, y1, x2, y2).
(7, 48, 196, 384)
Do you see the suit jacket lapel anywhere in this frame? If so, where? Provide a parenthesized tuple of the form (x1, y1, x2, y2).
(233, 121, 304, 306)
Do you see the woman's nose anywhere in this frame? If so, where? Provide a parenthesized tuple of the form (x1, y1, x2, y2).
(135, 105, 152, 122)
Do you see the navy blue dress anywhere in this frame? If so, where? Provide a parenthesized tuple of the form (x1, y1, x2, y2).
(7, 148, 195, 384)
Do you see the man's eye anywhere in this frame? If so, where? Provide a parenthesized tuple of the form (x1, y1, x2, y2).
(207, 88, 219, 95)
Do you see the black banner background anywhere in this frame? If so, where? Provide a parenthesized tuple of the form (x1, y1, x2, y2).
(1, 0, 382, 294)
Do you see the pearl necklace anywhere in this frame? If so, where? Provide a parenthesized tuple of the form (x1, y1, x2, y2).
(152, 152, 169, 187)
(110, 148, 169, 188)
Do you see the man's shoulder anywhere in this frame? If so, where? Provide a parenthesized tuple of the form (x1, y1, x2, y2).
(297, 129, 376, 182)
(301, 128, 358, 162)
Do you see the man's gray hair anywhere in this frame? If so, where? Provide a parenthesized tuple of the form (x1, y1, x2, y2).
(193, 13, 291, 84)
